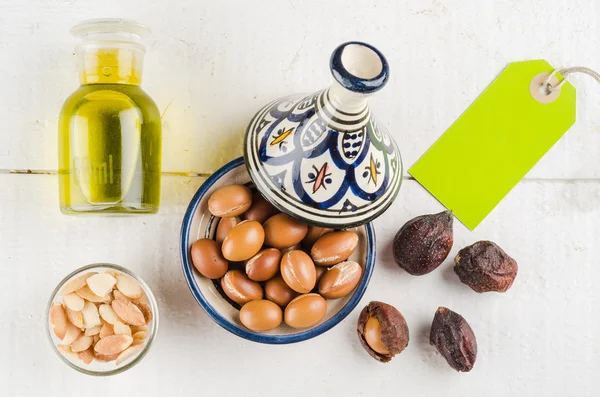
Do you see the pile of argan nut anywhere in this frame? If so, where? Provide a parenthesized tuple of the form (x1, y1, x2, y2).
(191, 184, 365, 332)
(49, 271, 152, 366)
(357, 211, 517, 371)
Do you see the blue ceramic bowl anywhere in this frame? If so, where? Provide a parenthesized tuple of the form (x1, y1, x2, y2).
(180, 157, 376, 344)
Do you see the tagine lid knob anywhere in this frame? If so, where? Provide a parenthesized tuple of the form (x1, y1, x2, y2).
(244, 41, 403, 228)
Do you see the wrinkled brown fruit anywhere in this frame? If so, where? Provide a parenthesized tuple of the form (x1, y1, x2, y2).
(393, 210, 453, 275)
(454, 241, 517, 293)
(430, 307, 477, 372)
(357, 301, 409, 363)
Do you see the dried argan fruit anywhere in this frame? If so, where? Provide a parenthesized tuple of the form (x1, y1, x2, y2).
(430, 307, 477, 372)
(357, 301, 409, 363)
(454, 241, 518, 293)
(392, 210, 453, 275)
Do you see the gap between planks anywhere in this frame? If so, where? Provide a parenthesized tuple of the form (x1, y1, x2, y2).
(3, 169, 600, 183)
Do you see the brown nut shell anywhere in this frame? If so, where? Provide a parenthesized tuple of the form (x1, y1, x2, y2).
(302, 225, 333, 249)
(318, 261, 362, 299)
(207, 184, 252, 217)
(215, 216, 241, 243)
(284, 293, 327, 329)
(430, 307, 477, 372)
(222, 220, 265, 262)
(357, 301, 409, 363)
(280, 250, 316, 293)
(264, 275, 299, 307)
(245, 248, 281, 282)
(191, 239, 229, 279)
(220, 270, 263, 305)
(392, 210, 453, 275)
(263, 213, 308, 249)
(242, 192, 279, 223)
(311, 231, 359, 266)
(454, 241, 517, 293)
(239, 299, 282, 332)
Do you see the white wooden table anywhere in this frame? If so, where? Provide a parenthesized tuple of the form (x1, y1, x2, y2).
(1, 1, 599, 395)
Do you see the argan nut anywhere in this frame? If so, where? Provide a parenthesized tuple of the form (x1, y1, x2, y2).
(222, 220, 265, 261)
(430, 307, 477, 372)
(86, 273, 117, 297)
(454, 241, 518, 293)
(242, 192, 279, 223)
(191, 238, 229, 279)
(311, 231, 359, 266)
(239, 299, 283, 332)
(315, 266, 327, 285)
(280, 250, 316, 293)
(215, 216, 241, 243)
(264, 275, 299, 307)
(318, 261, 362, 299)
(357, 301, 409, 363)
(207, 184, 252, 217)
(284, 293, 327, 329)
(111, 300, 146, 326)
(302, 225, 333, 249)
(115, 275, 143, 299)
(245, 248, 281, 282)
(61, 272, 96, 295)
(263, 213, 308, 249)
(392, 210, 453, 275)
(220, 270, 264, 305)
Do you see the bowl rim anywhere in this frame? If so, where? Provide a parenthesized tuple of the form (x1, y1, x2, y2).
(45, 263, 159, 376)
(180, 156, 376, 344)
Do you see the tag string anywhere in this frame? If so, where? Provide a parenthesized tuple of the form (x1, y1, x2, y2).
(545, 66, 600, 92)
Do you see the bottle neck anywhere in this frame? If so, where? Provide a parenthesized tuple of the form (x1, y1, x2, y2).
(328, 81, 370, 113)
(77, 43, 145, 85)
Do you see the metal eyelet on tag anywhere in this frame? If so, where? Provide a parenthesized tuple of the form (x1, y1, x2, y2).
(530, 72, 561, 104)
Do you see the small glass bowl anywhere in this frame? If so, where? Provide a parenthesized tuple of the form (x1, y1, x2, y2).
(46, 263, 159, 376)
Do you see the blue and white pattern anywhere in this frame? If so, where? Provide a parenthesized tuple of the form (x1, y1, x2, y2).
(244, 88, 402, 227)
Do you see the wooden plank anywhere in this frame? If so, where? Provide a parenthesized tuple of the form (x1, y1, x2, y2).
(1, 173, 599, 395)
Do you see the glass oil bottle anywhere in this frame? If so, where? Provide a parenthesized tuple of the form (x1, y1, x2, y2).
(59, 19, 161, 214)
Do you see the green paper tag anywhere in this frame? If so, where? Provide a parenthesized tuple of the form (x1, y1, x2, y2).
(409, 60, 576, 230)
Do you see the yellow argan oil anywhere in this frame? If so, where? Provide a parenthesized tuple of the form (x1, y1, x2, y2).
(59, 19, 161, 214)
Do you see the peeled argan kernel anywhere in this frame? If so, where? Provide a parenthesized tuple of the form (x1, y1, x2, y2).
(84, 325, 102, 336)
(99, 304, 121, 325)
(76, 285, 109, 303)
(57, 344, 79, 360)
(94, 352, 119, 362)
(99, 323, 114, 339)
(78, 347, 95, 365)
(49, 303, 67, 340)
(61, 272, 96, 296)
(131, 325, 148, 334)
(357, 301, 409, 363)
(116, 344, 144, 365)
(430, 307, 477, 372)
(363, 317, 389, 355)
(114, 322, 132, 336)
(454, 241, 518, 293)
(393, 210, 453, 276)
(111, 300, 146, 326)
(63, 293, 85, 311)
(115, 275, 143, 299)
(86, 273, 117, 297)
(81, 301, 102, 328)
(113, 290, 131, 302)
(66, 307, 84, 329)
(132, 301, 153, 324)
(62, 321, 82, 345)
(71, 335, 94, 352)
(94, 334, 133, 356)
(132, 331, 148, 342)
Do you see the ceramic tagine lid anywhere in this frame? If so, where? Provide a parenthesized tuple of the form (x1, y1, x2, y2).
(244, 41, 402, 228)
